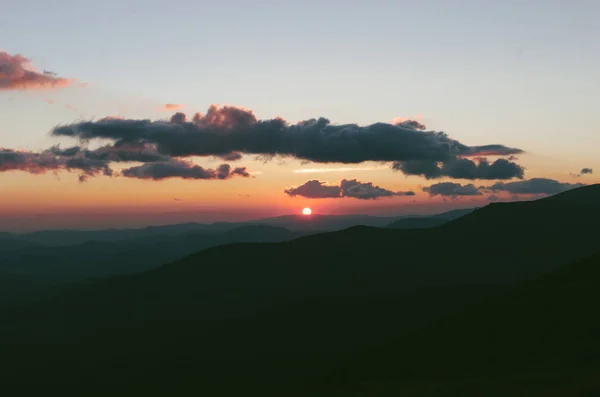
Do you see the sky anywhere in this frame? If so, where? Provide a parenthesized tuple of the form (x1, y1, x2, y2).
(1, 0, 599, 231)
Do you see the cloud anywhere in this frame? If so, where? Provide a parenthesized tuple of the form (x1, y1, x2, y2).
(156, 104, 185, 112)
(392, 118, 427, 130)
(424, 178, 586, 199)
(0, 51, 73, 90)
(423, 182, 482, 197)
(219, 151, 243, 161)
(284, 179, 413, 200)
(393, 157, 525, 180)
(121, 160, 250, 181)
(0, 147, 112, 177)
(485, 178, 585, 195)
(50, 105, 524, 179)
(164, 104, 184, 111)
(285, 180, 341, 199)
(571, 168, 593, 178)
(50, 143, 171, 163)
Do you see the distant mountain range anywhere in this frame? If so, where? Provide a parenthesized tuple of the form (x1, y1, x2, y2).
(0, 209, 475, 284)
(2, 209, 477, 247)
(0, 185, 598, 395)
(0, 224, 306, 284)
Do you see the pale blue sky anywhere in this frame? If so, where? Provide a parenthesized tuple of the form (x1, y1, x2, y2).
(3, 0, 599, 158)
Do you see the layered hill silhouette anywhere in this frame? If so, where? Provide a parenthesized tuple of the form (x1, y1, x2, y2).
(2, 210, 471, 247)
(0, 210, 474, 284)
(0, 185, 598, 395)
(0, 224, 308, 283)
(4, 213, 415, 247)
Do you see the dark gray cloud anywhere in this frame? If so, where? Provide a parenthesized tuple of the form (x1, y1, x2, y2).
(393, 157, 525, 180)
(49, 144, 170, 163)
(486, 178, 585, 195)
(284, 179, 413, 200)
(121, 160, 250, 181)
(0, 147, 112, 178)
(581, 168, 593, 175)
(340, 179, 409, 199)
(50, 105, 524, 179)
(488, 194, 499, 202)
(423, 182, 482, 197)
(219, 152, 243, 161)
(284, 180, 342, 199)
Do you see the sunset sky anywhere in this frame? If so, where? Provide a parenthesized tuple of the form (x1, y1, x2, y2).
(1, 0, 598, 231)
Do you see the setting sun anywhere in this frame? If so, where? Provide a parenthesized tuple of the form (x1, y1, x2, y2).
(302, 207, 312, 215)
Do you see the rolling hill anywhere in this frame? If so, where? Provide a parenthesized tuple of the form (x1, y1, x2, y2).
(0, 185, 598, 395)
(386, 208, 474, 229)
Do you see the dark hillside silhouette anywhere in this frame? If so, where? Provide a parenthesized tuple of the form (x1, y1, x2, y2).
(319, 252, 600, 396)
(386, 208, 474, 229)
(0, 185, 599, 394)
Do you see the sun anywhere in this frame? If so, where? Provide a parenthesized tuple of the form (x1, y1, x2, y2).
(302, 207, 312, 216)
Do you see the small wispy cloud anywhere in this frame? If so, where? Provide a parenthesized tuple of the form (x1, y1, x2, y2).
(293, 167, 386, 174)
(157, 103, 184, 111)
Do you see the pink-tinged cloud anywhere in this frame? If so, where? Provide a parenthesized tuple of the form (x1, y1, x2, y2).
(45, 99, 54, 104)
(165, 103, 184, 110)
(0, 51, 73, 90)
(155, 103, 185, 112)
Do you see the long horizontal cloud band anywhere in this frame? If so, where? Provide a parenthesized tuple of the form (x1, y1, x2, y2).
(0, 147, 249, 182)
(423, 178, 586, 198)
(285, 179, 415, 200)
(50, 105, 525, 180)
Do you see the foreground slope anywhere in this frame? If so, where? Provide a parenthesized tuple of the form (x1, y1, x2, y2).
(386, 208, 474, 229)
(321, 253, 600, 396)
(0, 185, 599, 394)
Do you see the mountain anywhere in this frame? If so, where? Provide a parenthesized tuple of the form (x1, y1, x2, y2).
(386, 208, 475, 229)
(0, 236, 41, 252)
(320, 252, 600, 396)
(220, 224, 298, 243)
(0, 225, 305, 282)
(244, 214, 412, 232)
(0, 185, 598, 394)
(6, 213, 448, 247)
